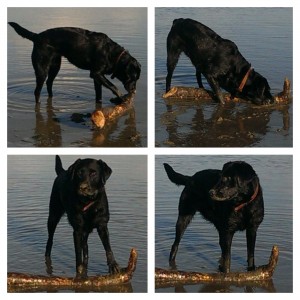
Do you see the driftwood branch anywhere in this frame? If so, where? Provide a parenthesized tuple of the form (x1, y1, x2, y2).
(155, 245, 278, 287)
(8, 248, 137, 292)
(91, 95, 134, 129)
(163, 78, 291, 104)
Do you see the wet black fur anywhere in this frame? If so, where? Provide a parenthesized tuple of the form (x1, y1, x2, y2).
(8, 22, 141, 103)
(166, 18, 273, 105)
(45, 155, 119, 278)
(163, 161, 264, 273)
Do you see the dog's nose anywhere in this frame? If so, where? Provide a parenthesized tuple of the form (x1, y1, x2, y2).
(209, 189, 215, 197)
(80, 183, 89, 192)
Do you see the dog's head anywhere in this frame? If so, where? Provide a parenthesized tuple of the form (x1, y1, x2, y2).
(209, 161, 260, 204)
(67, 158, 112, 199)
(112, 53, 141, 95)
(242, 71, 274, 105)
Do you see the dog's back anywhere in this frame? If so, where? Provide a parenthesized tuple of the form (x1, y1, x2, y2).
(169, 18, 222, 43)
(164, 162, 220, 190)
(163, 163, 221, 218)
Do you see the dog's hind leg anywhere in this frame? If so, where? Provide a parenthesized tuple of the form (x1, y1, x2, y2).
(45, 186, 65, 269)
(169, 213, 194, 264)
(93, 79, 102, 102)
(46, 55, 61, 98)
(196, 68, 204, 88)
(166, 34, 182, 92)
(32, 46, 52, 103)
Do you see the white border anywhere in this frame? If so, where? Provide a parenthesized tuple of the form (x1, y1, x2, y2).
(2, 0, 298, 297)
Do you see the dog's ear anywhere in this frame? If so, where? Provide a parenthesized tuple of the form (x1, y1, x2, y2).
(98, 160, 112, 185)
(67, 159, 82, 180)
(235, 162, 259, 193)
(222, 161, 233, 172)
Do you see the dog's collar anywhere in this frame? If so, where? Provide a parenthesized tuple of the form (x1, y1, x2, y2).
(237, 67, 253, 93)
(82, 200, 96, 212)
(115, 49, 127, 65)
(234, 181, 260, 212)
(111, 49, 127, 78)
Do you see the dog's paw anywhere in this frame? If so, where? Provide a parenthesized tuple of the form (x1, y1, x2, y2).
(218, 259, 230, 273)
(247, 265, 256, 271)
(45, 256, 53, 275)
(108, 261, 120, 274)
(75, 264, 88, 279)
(110, 96, 124, 105)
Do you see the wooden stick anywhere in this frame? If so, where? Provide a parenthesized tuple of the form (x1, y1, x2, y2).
(155, 245, 278, 286)
(163, 78, 291, 104)
(8, 248, 137, 292)
(91, 95, 134, 129)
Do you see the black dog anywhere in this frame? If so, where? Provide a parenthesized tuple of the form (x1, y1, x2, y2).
(166, 18, 273, 105)
(45, 155, 119, 277)
(163, 161, 264, 273)
(8, 22, 141, 103)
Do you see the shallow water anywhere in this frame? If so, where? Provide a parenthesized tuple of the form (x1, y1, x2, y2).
(7, 7, 147, 147)
(155, 8, 293, 147)
(155, 155, 293, 293)
(7, 155, 147, 292)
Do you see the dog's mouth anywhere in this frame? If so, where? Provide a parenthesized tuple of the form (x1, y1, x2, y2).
(78, 184, 98, 199)
(79, 190, 97, 198)
(124, 80, 137, 95)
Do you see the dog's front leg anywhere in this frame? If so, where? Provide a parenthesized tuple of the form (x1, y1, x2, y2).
(73, 230, 87, 278)
(97, 224, 119, 274)
(82, 232, 89, 271)
(218, 231, 234, 273)
(206, 76, 225, 104)
(94, 79, 102, 102)
(90, 71, 122, 100)
(246, 227, 257, 271)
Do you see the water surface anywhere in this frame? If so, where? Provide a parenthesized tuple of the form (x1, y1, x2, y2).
(7, 7, 147, 147)
(7, 155, 147, 292)
(155, 8, 293, 147)
(155, 155, 292, 292)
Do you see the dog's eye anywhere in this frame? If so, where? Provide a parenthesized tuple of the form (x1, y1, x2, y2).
(77, 169, 84, 178)
(222, 176, 233, 185)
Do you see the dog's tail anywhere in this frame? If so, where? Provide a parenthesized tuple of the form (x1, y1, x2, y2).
(163, 163, 191, 186)
(55, 155, 65, 176)
(8, 22, 37, 42)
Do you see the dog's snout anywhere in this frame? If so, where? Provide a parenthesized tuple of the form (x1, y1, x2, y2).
(80, 182, 89, 192)
(209, 189, 216, 197)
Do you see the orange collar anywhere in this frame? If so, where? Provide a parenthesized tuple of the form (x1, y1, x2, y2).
(115, 49, 126, 66)
(111, 49, 127, 78)
(82, 200, 96, 212)
(234, 182, 260, 212)
(237, 67, 253, 92)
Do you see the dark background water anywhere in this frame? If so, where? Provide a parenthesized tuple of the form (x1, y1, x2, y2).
(155, 7, 293, 147)
(7, 155, 147, 292)
(156, 155, 293, 293)
(7, 7, 147, 147)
